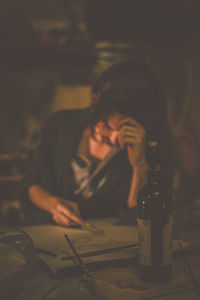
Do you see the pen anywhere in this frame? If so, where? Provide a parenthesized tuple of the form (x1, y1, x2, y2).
(82, 222, 104, 234)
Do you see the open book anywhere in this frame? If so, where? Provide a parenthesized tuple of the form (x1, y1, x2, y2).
(21, 218, 188, 277)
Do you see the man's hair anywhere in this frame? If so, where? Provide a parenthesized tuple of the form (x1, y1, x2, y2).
(90, 61, 167, 137)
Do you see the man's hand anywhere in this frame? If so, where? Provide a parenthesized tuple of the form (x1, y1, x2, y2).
(117, 117, 147, 168)
(52, 198, 84, 227)
(28, 185, 84, 227)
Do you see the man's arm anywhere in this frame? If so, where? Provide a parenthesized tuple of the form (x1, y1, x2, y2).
(28, 185, 84, 226)
(127, 164, 147, 207)
(24, 110, 86, 227)
(28, 185, 59, 213)
(117, 117, 147, 207)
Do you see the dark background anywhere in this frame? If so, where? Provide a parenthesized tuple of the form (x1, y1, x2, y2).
(0, 0, 200, 234)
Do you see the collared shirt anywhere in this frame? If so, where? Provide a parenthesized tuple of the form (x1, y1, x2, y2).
(71, 127, 108, 199)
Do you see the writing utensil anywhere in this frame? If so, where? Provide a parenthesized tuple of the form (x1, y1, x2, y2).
(82, 222, 104, 234)
(64, 234, 106, 300)
(69, 221, 104, 233)
(61, 242, 138, 261)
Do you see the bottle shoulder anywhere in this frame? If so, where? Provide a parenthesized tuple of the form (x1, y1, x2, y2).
(139, 181, 171, 194)
(137, 182, 172, 209)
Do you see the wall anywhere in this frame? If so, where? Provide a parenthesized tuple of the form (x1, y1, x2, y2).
(0, 41, 186, 152)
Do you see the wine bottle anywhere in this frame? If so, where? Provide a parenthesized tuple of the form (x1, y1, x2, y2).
(137, 138, 173, 283)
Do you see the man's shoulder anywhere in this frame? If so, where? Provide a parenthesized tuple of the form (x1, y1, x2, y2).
(41, 108, 90, 141)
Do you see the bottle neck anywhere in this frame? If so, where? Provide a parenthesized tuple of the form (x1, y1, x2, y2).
(147, 164, 160, 184)
(146, 138, 160, 184)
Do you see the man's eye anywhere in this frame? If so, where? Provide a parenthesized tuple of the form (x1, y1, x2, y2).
(104, 123, 117, 131)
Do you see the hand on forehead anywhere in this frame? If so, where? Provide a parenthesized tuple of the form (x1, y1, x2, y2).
(106, 113, 142, 131)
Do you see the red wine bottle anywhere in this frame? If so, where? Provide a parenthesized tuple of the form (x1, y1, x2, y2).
(137, 138, 173, 283)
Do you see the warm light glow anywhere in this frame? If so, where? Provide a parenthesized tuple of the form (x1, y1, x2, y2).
(52, 85, 91, 111)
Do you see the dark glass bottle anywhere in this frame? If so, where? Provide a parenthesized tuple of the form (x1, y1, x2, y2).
(137, 138, 173, 283)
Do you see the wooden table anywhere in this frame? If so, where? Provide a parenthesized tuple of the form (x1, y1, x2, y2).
(1, 219, 200, 300)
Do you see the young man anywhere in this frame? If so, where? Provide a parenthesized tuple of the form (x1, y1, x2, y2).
(23, 62, 171, 226)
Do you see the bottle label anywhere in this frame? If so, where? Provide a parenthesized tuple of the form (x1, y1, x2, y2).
(137, 218, 151, 266)
(137, 215, 173, 267)
(163, 214, 173, 266)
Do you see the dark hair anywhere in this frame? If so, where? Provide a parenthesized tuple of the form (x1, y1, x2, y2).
(90, 61, 167, 138)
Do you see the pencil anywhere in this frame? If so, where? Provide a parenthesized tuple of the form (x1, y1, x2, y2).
(82, 222, 104, 233)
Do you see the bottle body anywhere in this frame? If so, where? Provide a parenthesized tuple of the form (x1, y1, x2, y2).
(137, 181, 173, 283)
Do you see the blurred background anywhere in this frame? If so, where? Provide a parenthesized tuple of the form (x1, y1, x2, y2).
(0, 0, 200, 238)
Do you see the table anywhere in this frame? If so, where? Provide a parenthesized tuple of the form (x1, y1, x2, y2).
(1, 219, 200, 300)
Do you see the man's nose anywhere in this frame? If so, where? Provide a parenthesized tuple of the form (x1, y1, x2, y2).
(109, 131, 119, 145)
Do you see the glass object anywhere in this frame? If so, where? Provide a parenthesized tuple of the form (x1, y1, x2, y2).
(137, 138, 173, 283)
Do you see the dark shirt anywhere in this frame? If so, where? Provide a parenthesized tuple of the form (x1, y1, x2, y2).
(22, 109, 133, 224)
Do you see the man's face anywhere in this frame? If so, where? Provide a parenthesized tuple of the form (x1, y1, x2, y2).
(94, 113, 124, 146)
